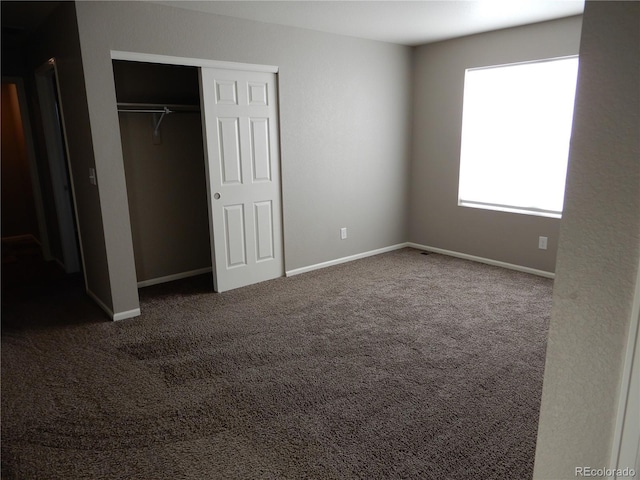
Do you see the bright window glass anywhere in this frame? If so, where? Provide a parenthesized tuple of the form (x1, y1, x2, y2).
(458, 56, 579, 218)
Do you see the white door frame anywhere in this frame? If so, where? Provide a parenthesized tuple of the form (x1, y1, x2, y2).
(610, 256, 640, 478)
(35, 59, 82, 274)
(110, 51, 278, 74)
(1, 76, 51, 259)
(110, 51, 284, 293)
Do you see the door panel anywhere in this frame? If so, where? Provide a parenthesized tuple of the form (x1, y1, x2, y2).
(218, 117, 242, 184)
(250, 118, 271, 182)
(200, 67, 283, 292)
(254, 200, 274, 262)
(248, 82, 268, 106)
(223, 204, 246, 268)
(215, 80, 238, 105)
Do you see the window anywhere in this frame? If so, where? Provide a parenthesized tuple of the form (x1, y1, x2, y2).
(458, 56, 579, 218)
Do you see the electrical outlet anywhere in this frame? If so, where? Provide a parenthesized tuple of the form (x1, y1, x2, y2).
(340, 227, 347, 240)
(538, 236, 548, 250)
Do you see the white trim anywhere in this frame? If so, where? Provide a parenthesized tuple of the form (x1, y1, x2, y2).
(113, 308, 142, 322)
(609, 256, 640, 478)
(459, 201, 562, 219)
(286, 244, 408, 277)
(137, 267, 213, 288)
(407, 243, 555, 279)
(285, 243, 556, 278)
(35, 60, 84, 276)
(86, 288, 141, 321)
(110, 51, 278, 73)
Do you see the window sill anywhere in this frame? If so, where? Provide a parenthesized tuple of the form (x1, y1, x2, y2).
(458, 201, 562, 219)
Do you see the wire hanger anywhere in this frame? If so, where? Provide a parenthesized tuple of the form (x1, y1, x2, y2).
(152, 107, 171, 137)
(116, 105, 172, 137)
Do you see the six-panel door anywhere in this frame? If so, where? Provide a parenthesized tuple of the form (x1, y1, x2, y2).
(200, 68, 283, 292)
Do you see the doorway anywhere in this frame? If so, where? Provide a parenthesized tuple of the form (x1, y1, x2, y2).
(1, 79, 48, 289)
(111, 52, 284, 297)
(113, 60, 212, 288)
(1, 70, 83, 303)
(34, 61, 82, 275)
(1, 81, 40, 243)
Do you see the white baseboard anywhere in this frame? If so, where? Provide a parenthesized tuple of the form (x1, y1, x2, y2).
(286, 243, 409, 277)
(137, 267, 212, 288)
(113, 308, 142, 321)
(86, 288, 141, 321)
(407, 242, 555, 279)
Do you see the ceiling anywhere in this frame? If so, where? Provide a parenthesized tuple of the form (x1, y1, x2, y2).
(156, 0, 584, 46)
(0, 1, 585, 48)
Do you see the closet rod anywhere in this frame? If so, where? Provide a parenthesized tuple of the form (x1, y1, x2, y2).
(117, 108, 171, 113)
(116, 102, 200, 112)
(117, 106, 172, 137)
(117, 103, 200, 137)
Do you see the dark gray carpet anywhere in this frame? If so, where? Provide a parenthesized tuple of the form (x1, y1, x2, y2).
(1, 248, 552, 479)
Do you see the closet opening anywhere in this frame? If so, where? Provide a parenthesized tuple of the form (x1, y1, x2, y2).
(113, 60, 213, 290)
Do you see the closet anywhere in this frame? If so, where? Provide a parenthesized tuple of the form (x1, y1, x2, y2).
(113, 60, 212, 287)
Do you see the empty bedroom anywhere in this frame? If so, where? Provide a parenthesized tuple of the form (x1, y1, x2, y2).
(1, 1, 638, 479)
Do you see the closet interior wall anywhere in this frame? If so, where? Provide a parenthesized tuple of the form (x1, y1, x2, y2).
(113, 60, 212, 286)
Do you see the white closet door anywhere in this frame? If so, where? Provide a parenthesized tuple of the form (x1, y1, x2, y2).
(200, 67, 284, 292)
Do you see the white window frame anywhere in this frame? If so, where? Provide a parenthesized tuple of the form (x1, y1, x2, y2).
(457, 55, 579, 219)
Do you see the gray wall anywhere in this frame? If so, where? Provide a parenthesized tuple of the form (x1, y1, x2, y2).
(74, 1, 413, 316)
(28, 2, 114, 309)
(534, 2, 640, 477)
(409, 16, 583, 273)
